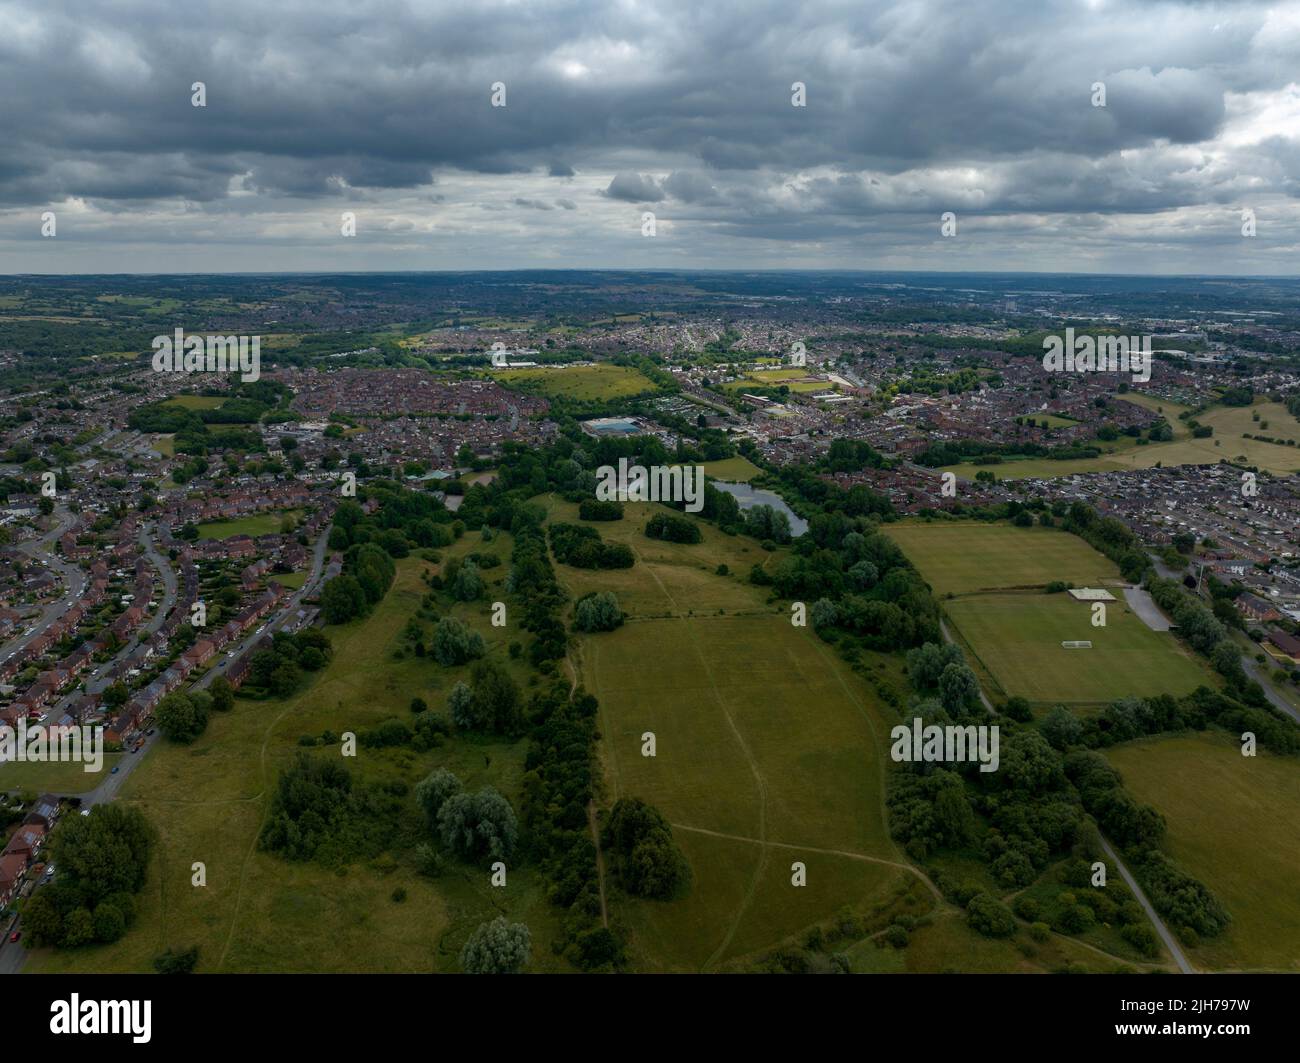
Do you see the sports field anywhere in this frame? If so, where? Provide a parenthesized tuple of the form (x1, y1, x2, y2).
(944, 593, 1209, 703)
(1107, 732, 1300, 972)
(493, 363, 660, 400)
(885, 521, 1207, 704)
(883, 522, 1122, 596)
(552, 498, 917, 970)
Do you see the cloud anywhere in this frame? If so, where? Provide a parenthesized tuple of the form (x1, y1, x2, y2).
(0, 0, 1295, 272)
(604, 172, 665, 202)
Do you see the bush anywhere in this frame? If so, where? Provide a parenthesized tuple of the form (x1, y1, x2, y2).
(460, 916, 532, 973)
(966, 893, 1017, 938)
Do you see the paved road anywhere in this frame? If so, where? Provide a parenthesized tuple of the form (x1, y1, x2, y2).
(0, 506, 89, 669)
(1, 522, 334, 974)
(939, 618, 995, 713)
(1123, 585, 1172, 631)
(1100, 835, 1194, 974)
(1145, 552, 1299, 724)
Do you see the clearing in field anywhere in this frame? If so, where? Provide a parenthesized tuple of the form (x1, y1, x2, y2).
(492, 363, 660, 401)
(944, 593, 1209, 704)
(551, 498, 916, 970)
(883, 521, 1122, 597)
(1107, 732, 1300, 972)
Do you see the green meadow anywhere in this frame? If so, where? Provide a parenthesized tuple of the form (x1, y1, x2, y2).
(1107, 732, 1300, 972)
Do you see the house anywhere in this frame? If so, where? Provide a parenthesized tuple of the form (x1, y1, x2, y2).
(4, 822, 46, 861)
(1266, 630, 1300, 663)
(22, 793, 59, 830)
(0, 852, 26, 907)
(1237, 592, 1282, 623)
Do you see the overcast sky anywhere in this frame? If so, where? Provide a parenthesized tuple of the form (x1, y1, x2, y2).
(2, 0, 1298, 274)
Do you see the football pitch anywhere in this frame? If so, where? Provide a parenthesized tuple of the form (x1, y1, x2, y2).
(883, 522, 1123, 596)
(886, 521, 1208, 704)
(944, 593, 1209, 703)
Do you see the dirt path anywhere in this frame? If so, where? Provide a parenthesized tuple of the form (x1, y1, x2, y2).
(671, 822, 945, 902)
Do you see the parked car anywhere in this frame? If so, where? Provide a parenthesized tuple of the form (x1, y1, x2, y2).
(9, 931, 19, 943)
(110, 766, 119, 774)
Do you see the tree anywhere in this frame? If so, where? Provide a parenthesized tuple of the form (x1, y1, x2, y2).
(1041, 705, 1084, 750)
(437, 787, 518, 863)
(153, 946, 200, 974)
(414, 768, 463, 826)
(155, 692, 209, 743)
(468, 658, 520, 734)
(447, 681, 475, 728)
(431, 617, 486, 667)
(62, 907, 95, 947)
(208, 675, 235, 712)
(460, 917, 532, 974)
(573, 591, 623, 633)
(938, 662, 980, 714)
(321, 574, 366, 624)
(966, 893, 1016, 938)
(451, 560, 484, 602)
(49, 803, 154, 905)
(92, 902, 127, 943)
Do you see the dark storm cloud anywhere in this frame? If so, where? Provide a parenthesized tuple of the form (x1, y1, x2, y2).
(604, 172, 665, 202)
(0, 0, 1296, 270)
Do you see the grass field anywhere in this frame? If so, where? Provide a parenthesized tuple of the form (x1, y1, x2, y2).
(722, 368, 828, 394)
(0, 752, 124, 795)
(161, 395, 227, 411)
(197, 510, 302, 540)
(25, 538, 568, 973)
(493, 363, 659, 401)
(546, 496, 920, 970)
(943, 398, 1300, 480)
(269, 570, 308, 589)
(1107, 732, 1300, 971)
(944, 594, 1209, 703)
(883, 522, 1123, 596)
(885, 521, 1208, 705)
(700, 456, 763, 482)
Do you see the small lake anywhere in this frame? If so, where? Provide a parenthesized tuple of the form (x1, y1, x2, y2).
(709, 481, 808, 536)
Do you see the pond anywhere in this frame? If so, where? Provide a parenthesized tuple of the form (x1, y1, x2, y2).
(709, 481, 808, 536)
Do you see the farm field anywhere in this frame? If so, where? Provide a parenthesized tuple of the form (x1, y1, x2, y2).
(26, 539, 565, 974)
(943, 399, 1300, 480)
(197, 510, 303, 540)
(493, 363, 659, 400)
(944, 593, 1209, 703)
(883, 521, 1122, 596)
(551, 498, 917, 970)
(1107, 732, 1300, 972)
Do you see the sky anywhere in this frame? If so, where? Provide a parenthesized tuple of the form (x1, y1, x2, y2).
(1, 0, 1299, 274)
